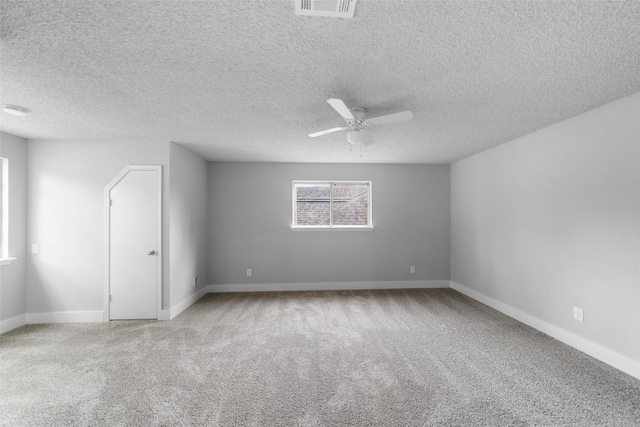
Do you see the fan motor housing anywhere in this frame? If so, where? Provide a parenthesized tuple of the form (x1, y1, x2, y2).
(350, 108, 366, 126)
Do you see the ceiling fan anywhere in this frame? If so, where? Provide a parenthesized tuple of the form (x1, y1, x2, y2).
(309, 98, 413, 146)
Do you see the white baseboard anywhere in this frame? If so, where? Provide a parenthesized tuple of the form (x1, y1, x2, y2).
(0, 314, 27, 334)
(3, 295, 207, 326)
(207, 280, 450, 293)
(26, 311, 104, 324)
(168, 287, 209, 319)
(451, 281, 640, 380)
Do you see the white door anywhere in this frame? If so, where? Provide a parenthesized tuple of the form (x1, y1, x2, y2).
(109, 169, 159, 320)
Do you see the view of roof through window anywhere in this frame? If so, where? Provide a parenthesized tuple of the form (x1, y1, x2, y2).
(293, 181, 370, 228)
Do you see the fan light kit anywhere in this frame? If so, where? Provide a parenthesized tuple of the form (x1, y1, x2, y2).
(309, 98, 413, 146)
(2, 105, 29, 116)
(346, 129, 367, 145)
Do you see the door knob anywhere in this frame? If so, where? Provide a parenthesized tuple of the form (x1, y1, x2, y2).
(147, 250, 157, 256)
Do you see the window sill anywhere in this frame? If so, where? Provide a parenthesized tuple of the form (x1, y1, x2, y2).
(0, 257, 17, 266)
(291, 226, 374, 231)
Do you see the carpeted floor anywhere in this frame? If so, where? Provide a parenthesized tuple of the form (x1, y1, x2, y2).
(1, 288, 639, 426)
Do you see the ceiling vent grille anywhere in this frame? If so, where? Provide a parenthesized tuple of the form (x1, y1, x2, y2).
(295, 0, 357, 18)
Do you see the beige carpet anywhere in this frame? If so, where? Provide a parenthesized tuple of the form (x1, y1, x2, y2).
(1, 288, 639, 426)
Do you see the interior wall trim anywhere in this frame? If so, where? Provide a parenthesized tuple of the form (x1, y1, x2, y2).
(169, 287, 209, 320)
(0, 313, 26, 334)
(207, 280, 450, 293)
(451, 281, 640, 381)
(25, 311, 104, 325)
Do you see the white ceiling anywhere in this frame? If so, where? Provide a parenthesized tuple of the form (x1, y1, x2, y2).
(1, 0, 639, 164)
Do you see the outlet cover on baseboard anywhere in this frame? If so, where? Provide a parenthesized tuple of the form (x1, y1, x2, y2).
(573, 307, 584, 322)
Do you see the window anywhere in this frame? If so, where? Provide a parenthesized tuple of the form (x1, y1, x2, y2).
(292, 181, 372, 229)
(0, 157, 11, 263)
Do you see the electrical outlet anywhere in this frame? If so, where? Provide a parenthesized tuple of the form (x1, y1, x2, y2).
(32, 244, 39, 254)
(246, 268, 252, 277)
(193, 276, 198, 287)
(410, 266, 415, 274)
(573, 307, 584, 322)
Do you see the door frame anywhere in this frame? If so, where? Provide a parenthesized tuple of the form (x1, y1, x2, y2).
(103, 165, 162, 322)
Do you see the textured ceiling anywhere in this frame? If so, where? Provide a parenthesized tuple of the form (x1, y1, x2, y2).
(1, 0, 639, 164)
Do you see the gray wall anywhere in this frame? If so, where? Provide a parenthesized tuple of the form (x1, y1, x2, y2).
(451, 92, 640, 362)
(169, 142, 209, 307)
(0, 132, 28, 324)
(208, 162, 450, 286)
(27, 139, 171, 314)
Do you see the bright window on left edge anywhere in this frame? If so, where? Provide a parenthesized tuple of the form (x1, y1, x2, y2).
(292, 181, 372, 229)
(0, 157, 9, 260)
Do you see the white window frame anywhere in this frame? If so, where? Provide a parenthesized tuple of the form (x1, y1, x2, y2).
(292, 180, 373, 230)
(0, 157, 15, 265)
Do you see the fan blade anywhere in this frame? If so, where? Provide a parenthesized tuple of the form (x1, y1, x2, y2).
(308, 126, 348, 137)
(327, 98, 355, 121)
(366, 111, 413, 126)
